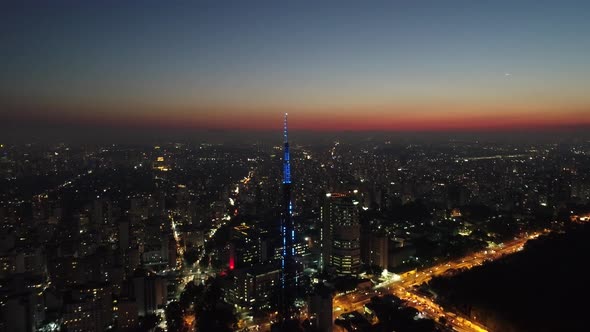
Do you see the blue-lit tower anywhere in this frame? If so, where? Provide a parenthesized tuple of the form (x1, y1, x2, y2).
(280, 113, 297, 319)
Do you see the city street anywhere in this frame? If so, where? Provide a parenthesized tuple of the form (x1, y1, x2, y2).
(333, 230, 548, 332)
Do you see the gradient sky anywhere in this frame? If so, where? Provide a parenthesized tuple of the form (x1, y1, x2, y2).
(1, 0, 590, 132)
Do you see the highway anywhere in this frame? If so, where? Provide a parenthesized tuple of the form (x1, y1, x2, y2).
(333, 230, 548, 332)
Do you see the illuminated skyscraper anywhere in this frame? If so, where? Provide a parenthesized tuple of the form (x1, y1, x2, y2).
(280, 113, 297, 318)
(321, 193, 361, 276)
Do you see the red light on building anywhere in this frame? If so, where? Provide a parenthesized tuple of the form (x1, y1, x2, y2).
(229, 245, 235, 270)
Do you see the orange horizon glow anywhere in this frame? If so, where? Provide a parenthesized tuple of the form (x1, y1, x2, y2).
(2, 99, 589, 132)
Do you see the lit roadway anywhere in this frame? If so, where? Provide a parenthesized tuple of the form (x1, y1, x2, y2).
(333, 230, 548, 332)
(160, 172, 255, 331)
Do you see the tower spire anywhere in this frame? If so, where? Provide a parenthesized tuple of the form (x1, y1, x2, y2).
(279, 113, 295, 322)
(284, 113, 288, 143)
(283, 113, 291, 184)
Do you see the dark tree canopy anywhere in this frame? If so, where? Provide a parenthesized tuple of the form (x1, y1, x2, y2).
(429, 223, 590, 332)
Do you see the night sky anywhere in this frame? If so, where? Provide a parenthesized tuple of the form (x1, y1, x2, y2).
(1, 1, 590, 134)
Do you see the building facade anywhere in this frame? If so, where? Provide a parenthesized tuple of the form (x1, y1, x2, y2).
(321, 193, 361, 276)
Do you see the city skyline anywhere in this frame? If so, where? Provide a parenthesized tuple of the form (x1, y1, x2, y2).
(2, 1, 590, 134)
(3, 2, 590, 332)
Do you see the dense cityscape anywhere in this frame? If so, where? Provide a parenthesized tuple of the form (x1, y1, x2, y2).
(2, 120, 590, 331)
(2, 2, 590, 331)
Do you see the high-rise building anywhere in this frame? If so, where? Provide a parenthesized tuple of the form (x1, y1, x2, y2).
(1, 291, 45, 332)
(308, 284, 334, 332)
(321, 193, 361, 276)
(367, 231, 389, 269)
(115, 299, 138, 330)
(132, 267, 167, 316)
(62, 282, 113, 332)
(229, 224, 259, 269)
(279, 113, 297, 318)
(227, 263, 280, 311)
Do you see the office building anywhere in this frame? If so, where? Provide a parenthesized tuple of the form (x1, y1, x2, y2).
(321, 193, 361, 276)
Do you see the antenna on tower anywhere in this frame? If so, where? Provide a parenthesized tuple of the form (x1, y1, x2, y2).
(284, 113, 288, 143)
(282, 113, 291, 184)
